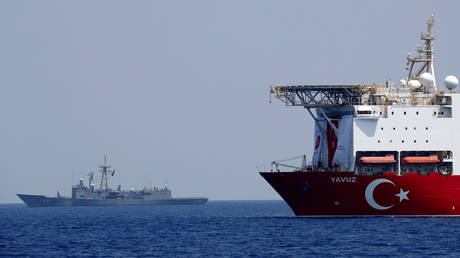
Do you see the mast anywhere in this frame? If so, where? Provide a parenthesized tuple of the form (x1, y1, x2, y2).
(99, 155, 112, 190)
(407, 13, 437, 92)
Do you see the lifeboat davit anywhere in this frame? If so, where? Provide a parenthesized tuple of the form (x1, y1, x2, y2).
(359, 154, 396, 164)
(402, 154, 440, 164)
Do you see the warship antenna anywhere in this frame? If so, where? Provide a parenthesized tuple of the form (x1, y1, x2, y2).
(407, 13, 437, 92)
(105, 155, 107, 190)
(88, 171, 94, 186)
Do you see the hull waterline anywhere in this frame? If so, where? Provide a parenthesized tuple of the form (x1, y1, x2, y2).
(17, 194, 208, 207)
(17, 194, 72, 207)
(260, 172, 460, 216)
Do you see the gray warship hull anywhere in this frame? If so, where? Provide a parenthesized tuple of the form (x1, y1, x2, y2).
(17, 194, 208, 207)
(17, 194, 72, 207)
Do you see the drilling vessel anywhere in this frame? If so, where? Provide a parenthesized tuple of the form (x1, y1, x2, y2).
(260, 15, 460, 216)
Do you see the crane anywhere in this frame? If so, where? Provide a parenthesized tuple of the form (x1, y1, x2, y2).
(271, 155, 308, 172)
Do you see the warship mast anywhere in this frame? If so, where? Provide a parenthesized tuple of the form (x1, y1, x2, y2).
(99, 155, 112, 190)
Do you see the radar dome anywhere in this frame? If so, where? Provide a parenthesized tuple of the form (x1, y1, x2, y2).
(420, 72, 434, 86)
(399, 79, 407, 86)
(408, 80, 421, 89)
(444, 75, 458, 90)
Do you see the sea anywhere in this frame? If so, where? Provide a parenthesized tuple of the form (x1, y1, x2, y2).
(1, 200, 459, 257)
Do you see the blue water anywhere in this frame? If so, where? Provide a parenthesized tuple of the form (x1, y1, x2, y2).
(1, 201, 459, 257)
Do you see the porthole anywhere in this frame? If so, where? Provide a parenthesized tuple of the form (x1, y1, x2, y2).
(393, 127, 395, 130)
(379, 111, 382, 115)
(391, 111, 394, 115)
(426, 140, 429, 143)
(414, 140, 417, 143)
(404, 111, 407, 115)
(390, 140, 393, 143)
(378, 140, 380, 143)
(434, 111, 437, 115)
(381, 127, 384, 130)
(416, 111, 419, 115)
(405, 127, 408, 130)
(426, 127, 428, 130)
(402, 140, 405, 143)
(414, 127, 416, 130)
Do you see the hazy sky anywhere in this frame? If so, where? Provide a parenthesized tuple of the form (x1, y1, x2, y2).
(2, 1, 459, 202)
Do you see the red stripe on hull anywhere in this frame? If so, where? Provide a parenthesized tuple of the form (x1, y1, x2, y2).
(260, 171, 460, 216)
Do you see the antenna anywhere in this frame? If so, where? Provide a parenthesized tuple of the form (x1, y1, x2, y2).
(164, 177, 169, 189)
(88, 171, 94, 186)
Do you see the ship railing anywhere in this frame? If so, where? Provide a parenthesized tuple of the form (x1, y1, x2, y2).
(268, 155, 313, 172)
(270, 84, 445, 107)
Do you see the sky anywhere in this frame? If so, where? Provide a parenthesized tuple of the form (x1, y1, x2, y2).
(1, 1, 460, 202)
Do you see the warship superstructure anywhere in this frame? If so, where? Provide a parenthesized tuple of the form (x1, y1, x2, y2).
(260, 15, 460, 216)
(17, 156, 208, 207)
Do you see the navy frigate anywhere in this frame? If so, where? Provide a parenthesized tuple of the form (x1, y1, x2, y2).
(17, 156, 208, 207)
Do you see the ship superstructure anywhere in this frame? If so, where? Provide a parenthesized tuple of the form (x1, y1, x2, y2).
(261, 14, 460, 216)
(17, 156, 208, 207)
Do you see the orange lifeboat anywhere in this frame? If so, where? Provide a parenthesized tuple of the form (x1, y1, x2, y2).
(359, 154, 396, 164)
(402, 154, 440, 164)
